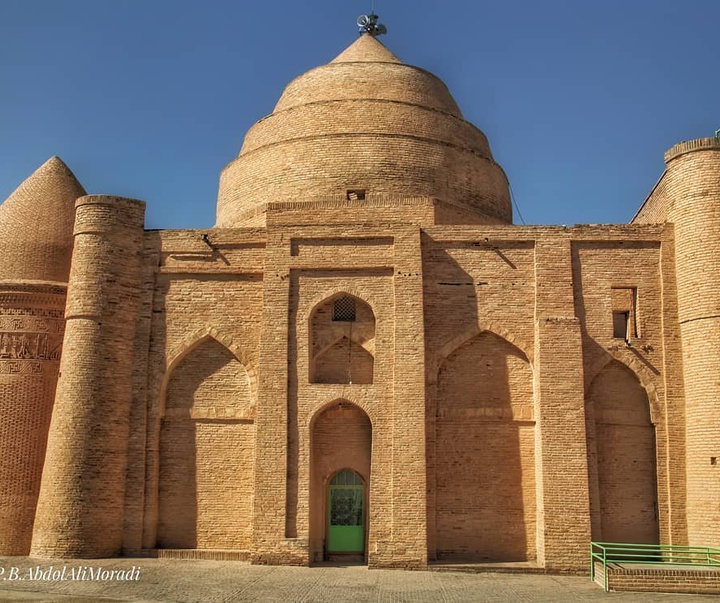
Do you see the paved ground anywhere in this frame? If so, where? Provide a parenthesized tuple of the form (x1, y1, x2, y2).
(0, 557, 717, 602)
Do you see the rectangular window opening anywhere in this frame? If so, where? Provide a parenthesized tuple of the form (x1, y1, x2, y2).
(613, 311, 630, 339)
(611, 287, 638, 339)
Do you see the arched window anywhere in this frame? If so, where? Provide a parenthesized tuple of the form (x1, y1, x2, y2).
(309, 294, 375, 384)
(330, 469, 364, 486)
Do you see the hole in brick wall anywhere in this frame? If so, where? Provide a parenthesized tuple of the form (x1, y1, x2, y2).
(346, 190, 366, 201)
(711, 457, 717, 466)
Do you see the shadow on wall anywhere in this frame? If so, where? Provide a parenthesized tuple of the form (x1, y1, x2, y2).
(570, 242, 660, 546)
(585, 360, 659, 545)
(425, 246, 535, 563)
(157, 337, 254, 550)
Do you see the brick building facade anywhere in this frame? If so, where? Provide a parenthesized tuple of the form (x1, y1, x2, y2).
(1, 34, 718, 571)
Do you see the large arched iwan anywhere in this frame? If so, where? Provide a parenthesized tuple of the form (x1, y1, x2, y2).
(585, 359, 659, 544)
(309, 400, 372, 562)
(157, 336, 255, 551)
(433, 330, 536, 562)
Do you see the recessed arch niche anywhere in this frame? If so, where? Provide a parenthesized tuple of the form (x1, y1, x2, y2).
(157, 335, 255, 550)
(585, 359, 659, 544)
(433, 330, 536, 562)
(309, 294, 375, 384)
(309, 400, 372, 561)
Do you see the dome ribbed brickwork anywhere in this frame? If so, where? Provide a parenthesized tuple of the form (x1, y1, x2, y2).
(0, 157, 85, 283)
(216, 35, 511, 227)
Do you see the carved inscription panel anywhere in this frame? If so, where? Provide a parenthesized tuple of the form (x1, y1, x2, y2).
(0, 307, 64, 376)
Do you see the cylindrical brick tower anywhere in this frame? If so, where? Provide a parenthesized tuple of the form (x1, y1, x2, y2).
(31, 195, 145, 558)
(0, 157, 84, 555)
(663, 137, 720, 547)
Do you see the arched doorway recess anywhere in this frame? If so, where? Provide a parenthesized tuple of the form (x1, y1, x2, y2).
(310, 401, 372, 562)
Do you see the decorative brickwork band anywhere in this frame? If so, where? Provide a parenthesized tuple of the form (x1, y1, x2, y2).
(0, 286, 66, 555)
(664, 137, 720, 164)
(31, 195, 146, 558)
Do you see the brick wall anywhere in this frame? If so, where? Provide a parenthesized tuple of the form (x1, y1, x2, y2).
(158, 420, 255, 549)
(139, 228, 264, 552)
(586, 361, 658, 543)
(596, 562, 720, 595)
(434, 332, 535, 561)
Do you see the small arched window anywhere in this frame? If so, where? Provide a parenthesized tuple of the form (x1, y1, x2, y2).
(310, 294, 375, 384)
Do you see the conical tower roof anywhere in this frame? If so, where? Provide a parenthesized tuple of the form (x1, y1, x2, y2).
(330, 34, 402, 64)
(0, 157, 85, 283)
(217, 35, 511, 227)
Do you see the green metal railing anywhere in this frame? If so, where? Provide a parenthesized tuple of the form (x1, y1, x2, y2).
(590, 541, 720, 592)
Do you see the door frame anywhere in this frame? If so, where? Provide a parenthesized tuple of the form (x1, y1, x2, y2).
(324, 468, 368, 558)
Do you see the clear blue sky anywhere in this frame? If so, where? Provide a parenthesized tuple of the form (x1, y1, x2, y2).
(1, 1, 718, 229)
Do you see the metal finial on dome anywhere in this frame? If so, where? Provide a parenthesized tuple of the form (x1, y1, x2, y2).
(357, 13, 387, 36)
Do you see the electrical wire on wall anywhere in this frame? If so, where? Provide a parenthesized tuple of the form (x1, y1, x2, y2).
(347, 321, 353, 385)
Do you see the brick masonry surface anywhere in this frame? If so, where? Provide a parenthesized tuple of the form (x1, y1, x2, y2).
(1, 33, 719, 576)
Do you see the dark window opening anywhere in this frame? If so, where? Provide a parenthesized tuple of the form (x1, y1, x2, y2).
(613, 311, 629, 339)
(333, 296, 356, 322)
(611, 287, 638, 339)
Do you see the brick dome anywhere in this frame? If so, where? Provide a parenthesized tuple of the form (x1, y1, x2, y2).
(216, 35, 511, 226)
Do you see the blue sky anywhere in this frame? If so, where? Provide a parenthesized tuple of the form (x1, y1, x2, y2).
(1, 1, 718, 229)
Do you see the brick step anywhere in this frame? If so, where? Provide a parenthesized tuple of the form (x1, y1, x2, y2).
(430, 561, 549, 575)
(150, 549, 251, 561)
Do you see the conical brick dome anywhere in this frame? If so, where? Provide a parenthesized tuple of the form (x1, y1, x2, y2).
(216, 35, 511, 226)
(0, 157, 85, 283)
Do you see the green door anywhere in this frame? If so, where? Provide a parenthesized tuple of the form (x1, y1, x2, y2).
(327, 469, 365, 553)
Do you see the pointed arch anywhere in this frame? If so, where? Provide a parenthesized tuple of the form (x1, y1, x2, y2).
(432, 322, 533, 383)
(306, 288, 378, 321)
(433, 328, 536, 562)
(159, 326, 256, 419)
(309, 293, 376, 384)
(156, 327, 256, 551)
(309, 399, 372, 561)
(585, 358, 659, 545)
(585, 349, 660, 425)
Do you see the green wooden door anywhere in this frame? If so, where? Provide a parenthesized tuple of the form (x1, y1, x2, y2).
(327, 469, 365, 553)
